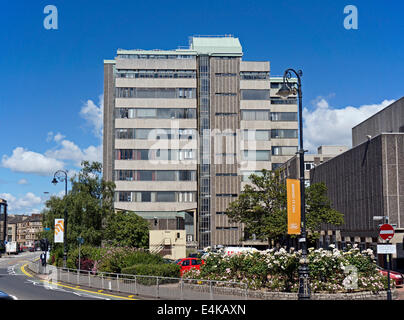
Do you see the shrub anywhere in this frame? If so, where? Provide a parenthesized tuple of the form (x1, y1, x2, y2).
(184, 245, 388, 293)
(122, 263, 180, 278)
(96, 247, 164, 273)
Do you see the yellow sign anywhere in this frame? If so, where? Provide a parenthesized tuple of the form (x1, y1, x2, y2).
(287, 179, 301, 235)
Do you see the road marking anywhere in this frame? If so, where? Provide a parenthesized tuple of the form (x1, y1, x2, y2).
(98, 290, 104, 293)
(21, 263, 33, 278)
(20, 263, 137, 300)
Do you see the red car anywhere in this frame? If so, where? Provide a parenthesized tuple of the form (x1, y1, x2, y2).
(175, 258, 204, 276)
(377, 267, 404, 286)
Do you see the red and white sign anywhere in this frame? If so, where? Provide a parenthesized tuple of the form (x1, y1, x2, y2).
(379, 224, 395, 241)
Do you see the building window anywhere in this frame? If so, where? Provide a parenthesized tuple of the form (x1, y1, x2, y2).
(271, 129, 298, 139)
(272, 146, 298, 156)
(215, 73, 237, 77)
(116, 108, 196, 119)
(240, 89, 270, 100)
(215, 92, 237, 96)
(116, 88, 196, 99)
(242, 130, 270, 141)
(271, 97, 297, 105)
(240, 170, 263, 182)
(242, 150, 270, 161)
(270, 112, 298, 121)
(241, 110, 270, 121)
(115, 149, 196, 161)
(116, 69, 196, 79)
(240, 72, 269, 80)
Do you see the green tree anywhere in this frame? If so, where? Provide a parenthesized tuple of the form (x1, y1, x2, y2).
(226, 169, 344, 245)
(104, 210, 150, 248)
(40, 161, 115, 250)
(226, 169, 287, 245)
(305, 182, 344, 240)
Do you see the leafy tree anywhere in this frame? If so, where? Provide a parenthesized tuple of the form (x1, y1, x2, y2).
(104, 210, 150, 248)
(226, 169, 344, 245)
(305, 182, 344, 240)
(40, 161, 115, 250)
(226, 169, 287, 245)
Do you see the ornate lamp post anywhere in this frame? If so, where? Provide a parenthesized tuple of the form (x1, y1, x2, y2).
(277, 68, 311, 300)
(52, 170, 68, 268)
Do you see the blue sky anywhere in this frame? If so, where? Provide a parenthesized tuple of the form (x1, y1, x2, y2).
(0, 0, 403, 214)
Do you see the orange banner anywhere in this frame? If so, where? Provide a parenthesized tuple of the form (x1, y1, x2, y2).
(287, 179, 301, 235)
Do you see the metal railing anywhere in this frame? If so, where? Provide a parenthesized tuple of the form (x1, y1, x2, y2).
(27, 260, 250, 300)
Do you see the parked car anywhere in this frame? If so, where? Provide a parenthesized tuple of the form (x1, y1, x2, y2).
(0, 290, 14, 300)
(175, 258, 204, 276)
(377, 266, 404, 286)
(162, 258, 175, 264)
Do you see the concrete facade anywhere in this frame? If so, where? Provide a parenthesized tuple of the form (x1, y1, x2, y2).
(311, 134, 404, 270)
(352, 97, 404, 147)
(103, 36, 298, 249)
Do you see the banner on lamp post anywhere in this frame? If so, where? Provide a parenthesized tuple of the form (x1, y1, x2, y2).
(54, 219, 64, 243)
(287, 179, 301, 235)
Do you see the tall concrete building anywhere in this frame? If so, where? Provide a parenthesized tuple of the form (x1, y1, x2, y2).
(103, 36, 298, 249)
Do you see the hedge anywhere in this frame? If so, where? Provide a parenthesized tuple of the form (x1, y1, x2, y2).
(122, 263, 181, 278)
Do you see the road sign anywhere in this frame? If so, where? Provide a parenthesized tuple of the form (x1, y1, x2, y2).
(377, 244, 397, 255)
(379, 224, 395, 241)
(77, 237, 84, 244)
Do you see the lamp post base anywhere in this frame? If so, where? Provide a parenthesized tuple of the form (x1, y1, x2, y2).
(298, 265, 311, 300)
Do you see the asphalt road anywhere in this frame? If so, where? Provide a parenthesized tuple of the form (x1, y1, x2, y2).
(0, 251, 127, 300)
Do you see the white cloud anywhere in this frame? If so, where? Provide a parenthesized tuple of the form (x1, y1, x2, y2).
(54, 132, 66, 142)
(0, 192, 42, 213)
(17, 178, 29, 185)
(303, 98, 395, 153)
(1, 147, 65, 176)
(45, 139, 102, 166)
(80, 95, 103, 139)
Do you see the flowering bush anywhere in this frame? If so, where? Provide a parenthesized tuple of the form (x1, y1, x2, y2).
(183, 245, 389, 293)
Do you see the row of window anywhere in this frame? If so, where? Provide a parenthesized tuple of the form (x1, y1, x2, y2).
(115, 147, 297, 161)
(115, 88, 297, 102)
(116, 108, 196, 119)
(116, 191, 196, 203)
(241, 111, 298, 121)
(115, 149, 195, 160)
(270, 82, 298, 89)
(115, 170, 196, 181)
(116, 128, 296, 141)
(115, 128, 196, 140)
(117, 69, 196, 79)
(117, 54, 195, 60)
(271, 97, 298, 105)
(116, 88, 196, 99)
(115, 108, 297, 122)
(240, 72, 270, 80)
(215, 73, 237, 77)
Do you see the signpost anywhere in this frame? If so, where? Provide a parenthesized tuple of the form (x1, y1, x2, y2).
(379, 224, 395, 241)
(378, 224, 395, 300)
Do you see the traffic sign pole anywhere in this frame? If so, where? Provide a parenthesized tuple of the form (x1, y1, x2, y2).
(379, 224, 394, 301)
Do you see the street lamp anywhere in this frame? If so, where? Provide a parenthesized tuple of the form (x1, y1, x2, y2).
(277, 68, 311, 300)
(52, 170, 68, 268)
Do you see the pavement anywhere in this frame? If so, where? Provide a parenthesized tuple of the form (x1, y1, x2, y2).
(395, 285, 404, 300)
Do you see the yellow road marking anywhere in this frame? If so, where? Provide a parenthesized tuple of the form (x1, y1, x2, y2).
(21, 264, 33, 278)
(20, 264, 137, 300)
(98, 290, 104, 293)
